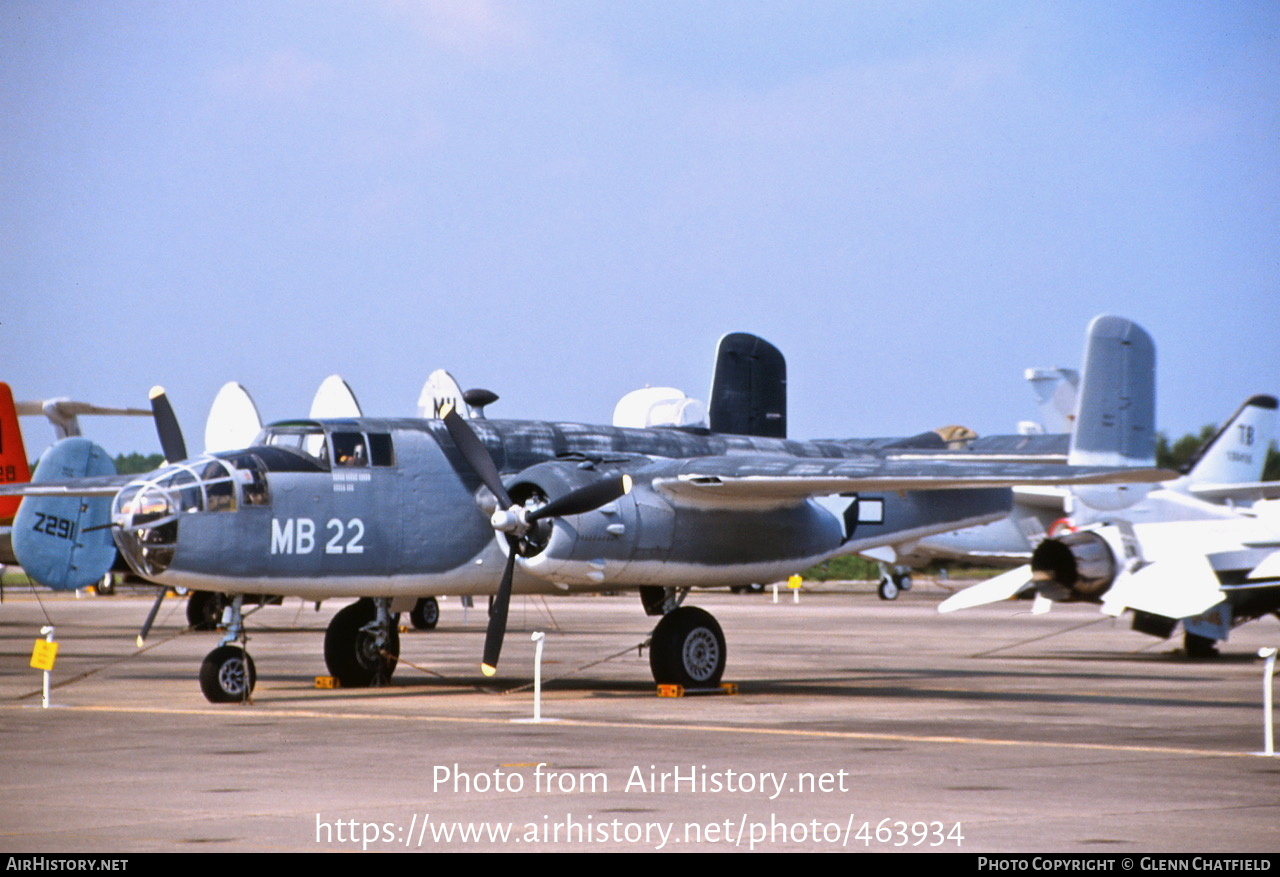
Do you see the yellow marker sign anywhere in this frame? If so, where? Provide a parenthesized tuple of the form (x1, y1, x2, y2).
(787, 574, 802, 590)
(30, 639, 58, 671)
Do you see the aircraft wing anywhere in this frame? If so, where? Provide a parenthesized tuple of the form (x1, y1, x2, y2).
(1010, 485, 1069, 511)
(651, 455, 1173, 509)
(0, 474, 131, 497)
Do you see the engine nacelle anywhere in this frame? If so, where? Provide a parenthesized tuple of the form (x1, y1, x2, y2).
(1029, 529, 1122, 602)
(505, 461, 668, 588)
(509, 461, 844, 589)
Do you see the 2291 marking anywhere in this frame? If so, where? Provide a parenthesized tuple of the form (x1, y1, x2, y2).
(33, 512, 77, 541)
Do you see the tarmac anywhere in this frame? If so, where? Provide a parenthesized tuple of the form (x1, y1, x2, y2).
(1, 580, 1278, 853)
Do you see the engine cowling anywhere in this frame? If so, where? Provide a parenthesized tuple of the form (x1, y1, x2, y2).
(1029, 529, 1121, 602)
(499, 461, 662, 588)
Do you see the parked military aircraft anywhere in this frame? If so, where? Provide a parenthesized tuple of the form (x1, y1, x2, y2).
(2, 330, 1168, 702)
(938, 500, 1280, 656)
(896, 394, 1279, 571)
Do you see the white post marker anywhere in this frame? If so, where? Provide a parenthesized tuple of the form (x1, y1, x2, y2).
(1261, 647, 1277, 757)
(531, 631, 546, 723)
(31, 626, 58, 709)
(772, 583, 779, 604)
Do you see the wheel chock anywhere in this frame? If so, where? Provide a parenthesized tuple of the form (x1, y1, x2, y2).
(656, 682, 737, 698)
(314, 676, 341, 689)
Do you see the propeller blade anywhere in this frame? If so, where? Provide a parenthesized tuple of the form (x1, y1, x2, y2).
(136, 588, 166, 647)
(441, 404, 512, 508)
(528, 474, 632, 522)
(149, 386, 187, 463)
(481, 537, 518, 676)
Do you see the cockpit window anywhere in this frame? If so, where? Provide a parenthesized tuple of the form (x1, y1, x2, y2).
(261, 428, 328, 464)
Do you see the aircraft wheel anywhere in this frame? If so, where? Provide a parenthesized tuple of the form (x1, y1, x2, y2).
(324, 599, 399, 687)
(410, 596, 440, 630)
(187, 591, 226, 630)
(896, 572, 912, 592)
(649, 606, 725, 688)
(1184, 632, 1219, 658)
(877, 577, 900, 600)
(199, 645, 256, 703)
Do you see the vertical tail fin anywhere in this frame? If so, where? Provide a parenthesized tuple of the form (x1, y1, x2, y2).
(707, 332, 787, 438)
(1183, 395, 1277, 485)
(205, 382, 264, 453)
(1068, 315, 1156, 467)
(1067, 316, 1157, 513)
(0, 383, 32, 524)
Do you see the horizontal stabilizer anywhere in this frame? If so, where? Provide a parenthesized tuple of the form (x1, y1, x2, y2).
(12, 437, 118, 590)
(937, 564, 1034, 612)
(1101, 553, 1222, 620)
(1247, 550, 1280, 580)
(1189, 480, 1280, 503)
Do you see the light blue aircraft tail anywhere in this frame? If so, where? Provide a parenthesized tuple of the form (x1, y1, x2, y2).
(12, 438, 118, 590)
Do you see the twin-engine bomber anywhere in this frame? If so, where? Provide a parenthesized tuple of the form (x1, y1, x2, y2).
(3, 326, 1167, 702)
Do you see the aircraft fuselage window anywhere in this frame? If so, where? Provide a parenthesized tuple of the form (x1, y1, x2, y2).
(333, 432, 367, 467)
(333, 432, 395, 468)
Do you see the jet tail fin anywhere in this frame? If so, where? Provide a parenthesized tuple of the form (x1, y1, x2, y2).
(0, 383, 32, 523)
(708, 332, 787, 438)
(1183, 394, 1277, 487)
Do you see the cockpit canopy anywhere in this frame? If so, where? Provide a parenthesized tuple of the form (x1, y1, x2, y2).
(254, 422, 394, 469)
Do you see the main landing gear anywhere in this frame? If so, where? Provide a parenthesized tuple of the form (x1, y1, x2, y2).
(324, 597, 399, 687)
(877, 565, 913, 601)
(641, 587, 727, 688)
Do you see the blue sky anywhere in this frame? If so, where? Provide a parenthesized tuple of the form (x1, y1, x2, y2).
(3, 1, 1277, 457)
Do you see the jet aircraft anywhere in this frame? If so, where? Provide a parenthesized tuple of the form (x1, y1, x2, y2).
(938, 500, 1280, 656)
(2, 330, 1168, 703)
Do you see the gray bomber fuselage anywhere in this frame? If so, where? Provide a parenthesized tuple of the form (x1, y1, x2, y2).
(110, 416, 1014, 599)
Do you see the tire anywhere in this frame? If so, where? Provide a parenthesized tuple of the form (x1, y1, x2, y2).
(199, 645, 256, 703)
(878, 578, 899, 600)
(649, 606, 726, 687)
(410, 596, 440, 630)
(1184, 632, 1220, 658)
(896, 572, 912, 592)
(187, 591, 226, 630)
(324, 599, 399, 687)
